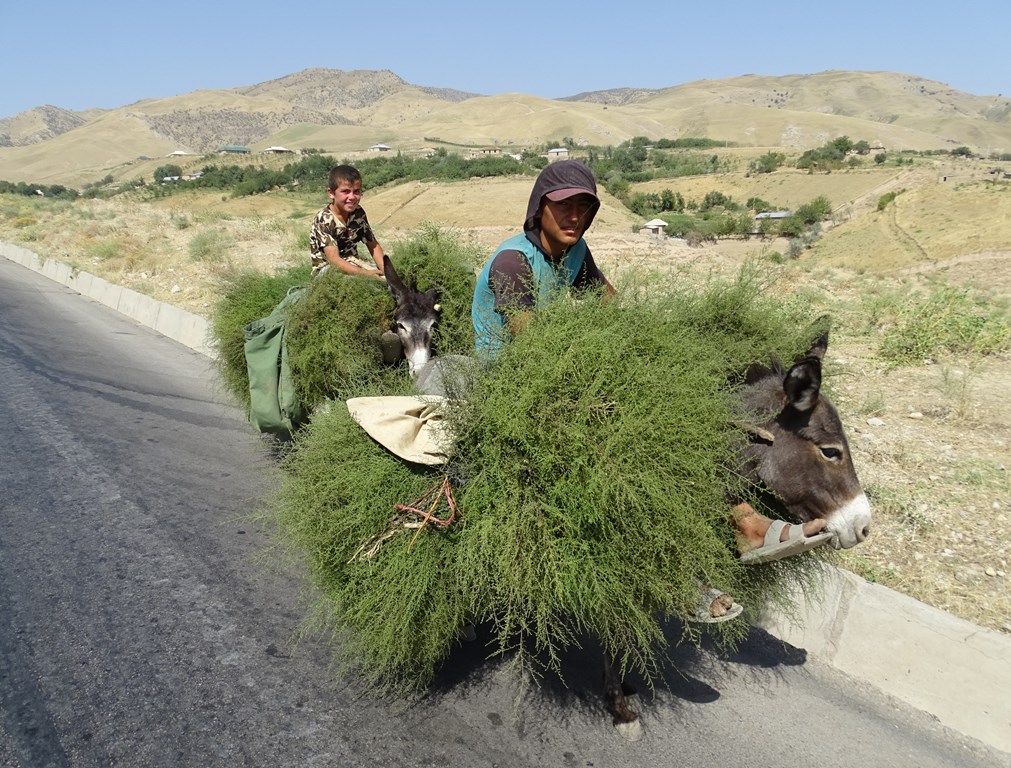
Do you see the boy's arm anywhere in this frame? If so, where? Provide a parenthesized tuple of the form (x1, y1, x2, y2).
(489, 250, 536, 338)
(323, 243, 385, 278)
(365, 238, 386, 274)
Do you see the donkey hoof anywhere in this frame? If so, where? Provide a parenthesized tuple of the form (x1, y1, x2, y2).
(614, 718, 644, 742)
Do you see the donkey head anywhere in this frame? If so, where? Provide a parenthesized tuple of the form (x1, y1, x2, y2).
(739, 331, 871, 549)
(384, 254, 442, 377)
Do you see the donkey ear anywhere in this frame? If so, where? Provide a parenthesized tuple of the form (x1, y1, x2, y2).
(384, 255, 407, 302)
(743, 361, 772, 385)
(783, 355, 822, 412)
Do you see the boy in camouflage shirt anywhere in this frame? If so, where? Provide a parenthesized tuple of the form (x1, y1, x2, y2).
(309, 164, 387, 279)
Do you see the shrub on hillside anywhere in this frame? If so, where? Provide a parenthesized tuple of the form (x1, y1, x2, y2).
(877, 284, 1011, 366)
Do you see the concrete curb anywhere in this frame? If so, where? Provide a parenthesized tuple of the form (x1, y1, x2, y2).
(754, 566, 1010, 753)
(4, 243, 1010, 755)
(1, 241, 214, 358)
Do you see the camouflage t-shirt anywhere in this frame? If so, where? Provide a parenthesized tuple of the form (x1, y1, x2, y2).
(309, 205, 376, 275)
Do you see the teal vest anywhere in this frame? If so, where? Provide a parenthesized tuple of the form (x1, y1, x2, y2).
(471, 233, 588, 357)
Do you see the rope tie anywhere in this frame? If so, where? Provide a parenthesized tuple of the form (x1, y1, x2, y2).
(349, 475, 457, 562)
(398, 475, 457, 551)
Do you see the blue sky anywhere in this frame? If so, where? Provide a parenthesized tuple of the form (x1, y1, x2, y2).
(4, 0, 1008, 119)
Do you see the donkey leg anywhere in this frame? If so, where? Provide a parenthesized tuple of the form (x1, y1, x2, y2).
(603, 654, 643, 741)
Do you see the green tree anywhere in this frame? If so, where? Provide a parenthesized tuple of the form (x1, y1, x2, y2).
(153, 164, 183, 181)
(748, 151, 785, 174)
(659, 189, 684, 213)
(700, 190, 731, 211)
(794, 196, 832, 224)
(831, 136, 854, 154)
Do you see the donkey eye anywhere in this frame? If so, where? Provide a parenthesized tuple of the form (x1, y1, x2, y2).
(820, 446, 843, 461)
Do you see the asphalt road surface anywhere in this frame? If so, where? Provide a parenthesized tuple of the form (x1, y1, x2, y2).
(1, 258, 1008, 768)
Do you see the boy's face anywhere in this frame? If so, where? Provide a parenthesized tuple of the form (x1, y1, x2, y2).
(538, 193, 596, 257)
(328, 179, 363, 218)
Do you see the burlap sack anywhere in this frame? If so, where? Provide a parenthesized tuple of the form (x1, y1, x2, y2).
(345, 396, 454, 466)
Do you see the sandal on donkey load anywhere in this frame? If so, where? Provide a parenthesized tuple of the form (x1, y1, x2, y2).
(685, 581, 743, 624)
(739, 519, 832, 565)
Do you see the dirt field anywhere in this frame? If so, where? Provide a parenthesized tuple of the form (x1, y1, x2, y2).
(2, 173, 1008, 635)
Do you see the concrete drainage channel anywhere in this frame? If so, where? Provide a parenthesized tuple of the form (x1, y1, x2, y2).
(4, 240, 1009, 756)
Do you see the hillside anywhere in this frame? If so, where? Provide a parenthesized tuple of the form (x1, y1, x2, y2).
(0, 104, 90, 147)
(628, 72, 1011, 151)
(2, 68, 1011, 186)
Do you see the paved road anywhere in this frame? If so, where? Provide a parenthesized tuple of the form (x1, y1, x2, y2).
(1, 258, 1007, 768)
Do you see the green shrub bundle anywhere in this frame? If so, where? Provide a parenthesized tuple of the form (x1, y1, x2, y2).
(385, 222, 480, 357)
(207, 225, 478, 413)
(272, 266, 829, 692)
(284, 270, 406, 408)
(210, 263, 311, 407)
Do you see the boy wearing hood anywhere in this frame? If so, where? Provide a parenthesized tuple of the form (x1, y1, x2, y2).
(471, 160, 614, 357)
(469, 160, 831, 620)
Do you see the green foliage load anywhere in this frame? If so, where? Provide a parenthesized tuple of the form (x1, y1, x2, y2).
(207, 226, 478, 412)
(210, 264, 312, 408)
(272, 266, 827, 692)
(284, 271, 406, 407)
(284, 227, 479, 409)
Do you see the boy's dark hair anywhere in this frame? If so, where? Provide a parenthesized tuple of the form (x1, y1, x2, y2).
(328, 164, 362, 190)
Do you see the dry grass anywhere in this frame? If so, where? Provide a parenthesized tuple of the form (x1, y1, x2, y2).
(1, 167, 1009, 634)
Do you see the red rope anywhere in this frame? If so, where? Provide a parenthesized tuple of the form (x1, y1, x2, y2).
(396, 475, 457, 550)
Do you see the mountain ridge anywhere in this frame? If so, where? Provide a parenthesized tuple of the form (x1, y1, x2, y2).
(2, 68, 1009, 185)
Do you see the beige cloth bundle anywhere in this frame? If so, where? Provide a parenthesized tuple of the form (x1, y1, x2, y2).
(345, 396, 454, 466)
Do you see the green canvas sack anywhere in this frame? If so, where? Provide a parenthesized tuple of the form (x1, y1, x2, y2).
(242, 286, 308, 435)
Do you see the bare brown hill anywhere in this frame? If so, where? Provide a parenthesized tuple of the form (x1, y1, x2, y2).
(2, 68, 1011, 186)
(236, 67, 477, 111)
(0, 105, 89, 147)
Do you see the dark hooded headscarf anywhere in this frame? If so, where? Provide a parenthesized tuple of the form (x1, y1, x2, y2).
(523, 160, 600, 232)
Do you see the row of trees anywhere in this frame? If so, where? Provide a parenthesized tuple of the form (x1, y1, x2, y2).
(3, 135, 994, 250)
(630, 192, 834, 243)
(145, 150, 543, 199)
(0, 180, 79, 200)
(142, 136, 736, 201)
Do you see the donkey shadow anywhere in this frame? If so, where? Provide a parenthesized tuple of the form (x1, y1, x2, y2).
(421, 614, 808, 727)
